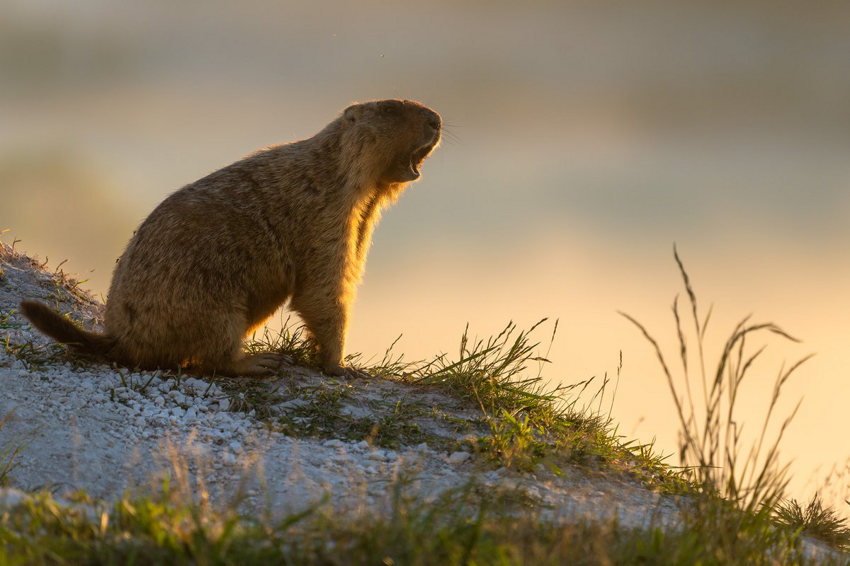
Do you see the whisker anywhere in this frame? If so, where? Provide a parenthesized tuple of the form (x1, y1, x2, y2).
(440, 126, 463, 145)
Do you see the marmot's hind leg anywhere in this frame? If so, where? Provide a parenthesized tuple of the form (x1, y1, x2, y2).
(190, 309, 283, 377)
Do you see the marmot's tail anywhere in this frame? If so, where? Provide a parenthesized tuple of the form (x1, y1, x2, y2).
(19, 300, 115, 356)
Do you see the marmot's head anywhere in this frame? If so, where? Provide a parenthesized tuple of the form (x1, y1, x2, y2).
(341, 99, 441, 186)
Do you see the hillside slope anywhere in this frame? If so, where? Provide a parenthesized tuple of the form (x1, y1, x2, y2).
(0, 240, 678, 530)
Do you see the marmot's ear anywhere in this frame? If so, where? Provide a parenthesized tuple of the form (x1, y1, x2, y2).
(343, 105, 362, 123)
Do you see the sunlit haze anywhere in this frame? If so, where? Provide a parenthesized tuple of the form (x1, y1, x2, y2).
(2, 0, 849, 507)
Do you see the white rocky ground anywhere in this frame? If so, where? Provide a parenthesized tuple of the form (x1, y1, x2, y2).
(0, 239, 695, 530)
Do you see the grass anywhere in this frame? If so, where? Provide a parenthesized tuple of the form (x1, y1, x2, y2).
(0, 409, 38, 487)
(0, 244, 102, 370)
(272, 381, 431, 448)
(409, 318, 560, 420)
(244, 316, 322, 369)
(241, 315, 683, 486)
(620, 246, 849, 562)
(776, 494, 850, 551)
(2, 307, 69, 369)
(620, 248, 810, 513)
(388, 320, 686, 487)
(0, 476, 845, 565)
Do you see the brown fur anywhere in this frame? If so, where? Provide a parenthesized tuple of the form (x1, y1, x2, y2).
(21, 99, 441, 376)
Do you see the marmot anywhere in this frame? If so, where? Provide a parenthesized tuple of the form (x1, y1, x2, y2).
(21, 99, 442, 377)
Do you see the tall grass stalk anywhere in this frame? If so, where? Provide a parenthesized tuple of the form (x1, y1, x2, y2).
(620, 246, 811, 518)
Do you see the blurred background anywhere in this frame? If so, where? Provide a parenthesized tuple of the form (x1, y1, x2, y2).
(2, 0, 849, 506)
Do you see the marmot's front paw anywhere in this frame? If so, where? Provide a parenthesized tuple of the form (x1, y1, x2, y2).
(322, 363, 371, 379)
(233, 353, 287, 376)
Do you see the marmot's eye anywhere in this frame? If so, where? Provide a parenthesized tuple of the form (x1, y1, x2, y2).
(383, 105, 396, 115)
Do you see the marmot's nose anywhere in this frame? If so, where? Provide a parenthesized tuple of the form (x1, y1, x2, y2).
(424, 108, 441, 131)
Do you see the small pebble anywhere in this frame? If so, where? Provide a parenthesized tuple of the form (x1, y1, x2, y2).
(448, 451, 471, 465)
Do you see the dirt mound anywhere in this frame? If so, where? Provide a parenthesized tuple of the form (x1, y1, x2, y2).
(0, 240, 675, 527)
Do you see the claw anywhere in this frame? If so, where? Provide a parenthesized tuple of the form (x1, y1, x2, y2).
(322, 364, 372, 379)
(343, 367, 372, 380)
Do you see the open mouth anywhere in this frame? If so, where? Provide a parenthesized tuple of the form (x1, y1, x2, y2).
(407, 135, 440, 179)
